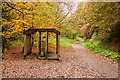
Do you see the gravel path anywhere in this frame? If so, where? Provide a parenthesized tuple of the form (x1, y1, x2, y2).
(2, 42, 118, 78)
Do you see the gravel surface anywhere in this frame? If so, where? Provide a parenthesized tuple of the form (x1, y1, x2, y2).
(2, 42, 118, 78)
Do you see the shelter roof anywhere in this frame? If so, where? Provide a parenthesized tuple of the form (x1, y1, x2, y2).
(24, 28, 60, 35)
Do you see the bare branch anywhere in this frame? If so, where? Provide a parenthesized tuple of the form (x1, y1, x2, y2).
(5, 2, 23, 14)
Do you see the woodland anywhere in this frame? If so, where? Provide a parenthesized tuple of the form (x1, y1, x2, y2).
(1, 2, 120, 60)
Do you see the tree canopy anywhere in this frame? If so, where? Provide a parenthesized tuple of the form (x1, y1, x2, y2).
(2, 2, 120, 53)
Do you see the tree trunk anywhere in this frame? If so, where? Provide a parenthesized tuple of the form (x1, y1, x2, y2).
(2, 37, 6, 53)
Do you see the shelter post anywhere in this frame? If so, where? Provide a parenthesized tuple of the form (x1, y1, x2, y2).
(36, 31, 39, 58)
(24, 34, 31, 58)
(56, 34, 60, 54)
(39, 32, 41, 56)
(45, 31, 48, 59)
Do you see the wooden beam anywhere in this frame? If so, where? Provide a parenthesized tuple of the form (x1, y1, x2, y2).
(24, 28, 60, 35)
(36, 31, 39, 58)
(24, 29, 37, 35)
(45, 31, 48, 59)
(56, 34, 60, 54)
(39, 32, 41, 56)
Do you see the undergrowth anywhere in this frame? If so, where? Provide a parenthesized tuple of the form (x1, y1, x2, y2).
(7, 40, 23, 48)
(50, 37, 85, 48)
(80, 39, 120, 61)
(50, 37, 73, 48)
(6, 36, 84, 49)
(33, 37, 75, 48)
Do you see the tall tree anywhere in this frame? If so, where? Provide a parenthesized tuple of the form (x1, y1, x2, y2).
(2, 2, 57, 52)
(72, 2, 119, 40)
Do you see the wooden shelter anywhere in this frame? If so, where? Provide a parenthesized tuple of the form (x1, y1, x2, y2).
(23, 28, 60, 60)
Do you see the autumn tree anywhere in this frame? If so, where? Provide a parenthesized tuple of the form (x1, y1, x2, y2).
(2, 2, 57, 53)
(2, 2, 75, 52)
(70, 2, 120, 41)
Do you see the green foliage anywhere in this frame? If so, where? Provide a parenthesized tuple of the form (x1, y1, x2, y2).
(50, 37, 73, 48)
(80, 39, 120, 60)
(75, 37, 84, 41)
(7, 40, 23, 48)
(62, 30, 78, 39)
(108, 21, 120, 42)
(72, 37, 84, 42)
(32, 36, 74, 49)
(2, 2, 120, 60)
(40, 52, 45, 57)
(71, 2, 120, 42)
(2, 2, 74, 53)
(0, 53, 6, 59)
(33, 42, 37, 47)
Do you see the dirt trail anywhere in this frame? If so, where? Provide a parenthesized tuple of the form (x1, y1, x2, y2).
(72, 42, 118, 78)
(2, 42, 118, 78)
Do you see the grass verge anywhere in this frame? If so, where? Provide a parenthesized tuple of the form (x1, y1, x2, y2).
(80, 39, 120, 61)
(50, 37, 73, 48)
